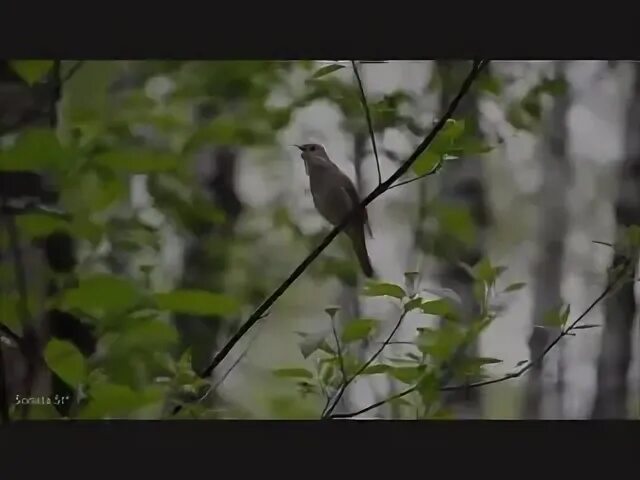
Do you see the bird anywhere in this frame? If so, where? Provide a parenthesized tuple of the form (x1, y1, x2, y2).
(295, 143, 374, 277)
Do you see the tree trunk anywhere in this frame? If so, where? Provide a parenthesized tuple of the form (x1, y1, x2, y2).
(436, 61, 491, 418)
(524, 61, 572, 419)
(174, 135, 243, 376)
(591, 63, 640, 419)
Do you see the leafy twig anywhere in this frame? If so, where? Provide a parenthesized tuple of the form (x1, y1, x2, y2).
(188, 60, 489, 408)
(329, 263, 629, 419)
(351, 60, 382, 186)
(323, 310, 407, 418)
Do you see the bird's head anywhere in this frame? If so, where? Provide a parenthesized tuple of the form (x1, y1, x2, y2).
(295, 143, 328, 160)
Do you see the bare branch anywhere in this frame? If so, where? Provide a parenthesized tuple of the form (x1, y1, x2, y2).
(184, 60, 489, 415)
(351, 60, 382, 186)
(329, 261, 630, 419)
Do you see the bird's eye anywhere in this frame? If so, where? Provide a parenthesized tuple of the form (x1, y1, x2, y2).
(309, 145, 316, 151)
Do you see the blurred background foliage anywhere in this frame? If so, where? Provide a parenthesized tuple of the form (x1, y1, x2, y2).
(0, 59, 638, 420)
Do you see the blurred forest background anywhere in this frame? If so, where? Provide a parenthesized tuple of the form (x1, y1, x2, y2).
(0, 59, 638, 420)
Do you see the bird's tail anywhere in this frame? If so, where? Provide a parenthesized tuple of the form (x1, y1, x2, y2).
(346, 223, 374, 278)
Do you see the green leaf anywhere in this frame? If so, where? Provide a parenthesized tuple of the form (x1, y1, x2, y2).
(539, 77, 568, 96)
(94, 149, 180, 173)
(573, 324, 601, 331)
(0, 128, 78, 171)
(17, 214, 70, 239)
(416, 323, 462, 361)
(79, 383, 164, 419)
(44, 339, 87, 388)
(435, 205, 476, 246)
(474, 357, 503, 365)
(416, 372, 440, 406)
(272, 368, 314, 380)
(412, 150, 441, 176)
(404, 297, 423, 313)
(154, 290, 240, 316)
(451, 137, 494, 155)
(543, 305, 570, 328)
(473, 257, 498, 285)
(9, 60, 54, 85)
(62, 274, 141, 315)
(341, 318, 377, 343)
(362, 364, 391, 375)
(363, 282, 406, 300)
(521, 94, 542, 120)
(429, 119, 465, 154)
(110, 318, 178, 353)
(390, 366, 424, 384)
(477, 73, 503, 96)
(421, 299, 452, 316)
(506, 103, 533, 131)
(311, 64, 345, 79)
(504, 282, 527, 293)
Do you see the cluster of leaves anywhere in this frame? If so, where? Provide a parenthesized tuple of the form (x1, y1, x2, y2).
(271, 257, 526, 419)
(0, 60, 315, 420)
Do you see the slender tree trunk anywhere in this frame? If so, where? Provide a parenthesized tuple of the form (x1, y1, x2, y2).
(524, 61, 572, 419)
(174, 108, 243, 376)
(436, 61, 491, 418)
(0, 61, 93, 418)
(591, 63, 640, 419)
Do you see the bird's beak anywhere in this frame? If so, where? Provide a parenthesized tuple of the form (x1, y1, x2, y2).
(292, 144, 304, 151)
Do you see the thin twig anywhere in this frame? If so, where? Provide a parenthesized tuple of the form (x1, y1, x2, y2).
(323, 310, 407, 418)
(330, 314, 347, 388)
(351, 60, 382, 186)
(388, 157, 444, 190)
(62, 61, 85, 84)
(171, 312, 270, 416)
(196, 320, 266, 408)
(329, 263, 629, 419)
(186, 60, 489, 412)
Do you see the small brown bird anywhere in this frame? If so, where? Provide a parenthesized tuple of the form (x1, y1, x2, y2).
(295, 143, 374, 277)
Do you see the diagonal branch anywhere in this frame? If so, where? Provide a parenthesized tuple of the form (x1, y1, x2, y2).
(322, 310, 407, 418)
(351, 60, 382, 186)
(188, 60, 489, 407)
(329, 261, 630, 419)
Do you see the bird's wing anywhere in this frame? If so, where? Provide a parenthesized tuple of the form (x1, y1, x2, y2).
(339, 175, 373, 238)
